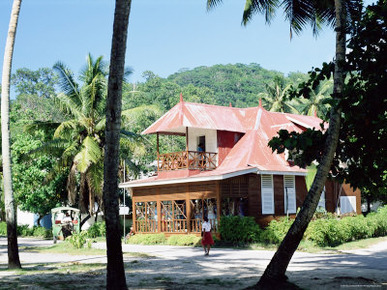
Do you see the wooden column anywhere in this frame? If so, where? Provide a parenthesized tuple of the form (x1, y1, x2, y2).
(186, 127, 189, 150)
(186, 183, 191, 233)
(157, 189, 161, 233)
(132, 193, 136, 233)
(156, 133, 160, 172)
(216, 181, 221, 235)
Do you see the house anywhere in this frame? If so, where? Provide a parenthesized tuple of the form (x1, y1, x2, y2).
(119, 96, 361, 235)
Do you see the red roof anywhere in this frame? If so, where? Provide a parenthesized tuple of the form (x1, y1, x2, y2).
(122, 100, 326, 188)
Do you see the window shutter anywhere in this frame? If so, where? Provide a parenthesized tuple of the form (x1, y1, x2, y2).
(261, 175, 274, 214)
(284, 175, 296, 214)
(318, 187, 326, 210)
(340, 196, 356, 214)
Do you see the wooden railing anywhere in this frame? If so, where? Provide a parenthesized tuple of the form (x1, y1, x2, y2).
(158, 151, 217, 171)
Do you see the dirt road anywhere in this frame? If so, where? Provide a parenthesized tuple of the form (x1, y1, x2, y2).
(1, 237, 386, 289)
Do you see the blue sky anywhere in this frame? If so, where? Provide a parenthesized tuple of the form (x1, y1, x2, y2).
(0, 0, 368, 84)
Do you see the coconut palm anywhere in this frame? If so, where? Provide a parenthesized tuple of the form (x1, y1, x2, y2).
(1, 0, 22, 269)
(259, 75, 299, 113)
(297, 79, 333, 119)
(28, 54, 148, 223)
(208, 0, 355, 287)
(103, 0, 132, 288)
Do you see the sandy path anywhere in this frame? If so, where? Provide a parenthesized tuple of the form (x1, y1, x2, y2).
(1, 237, 386, 289)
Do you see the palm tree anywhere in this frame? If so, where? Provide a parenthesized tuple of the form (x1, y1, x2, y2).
(297, 79, 333, 118)
(208, 0, 352, 287)
(259, 75, 299, 113)
(1, 0, 22, 269)
(50, 54, 107, 217)
(103, 0, 132, 288)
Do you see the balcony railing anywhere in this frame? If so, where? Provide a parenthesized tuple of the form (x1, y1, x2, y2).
(158, 151, 217, 171)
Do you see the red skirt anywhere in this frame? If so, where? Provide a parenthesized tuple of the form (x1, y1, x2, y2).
(201, 232, 214, 246)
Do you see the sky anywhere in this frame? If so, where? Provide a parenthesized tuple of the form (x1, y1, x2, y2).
(0, 0, 367, 85)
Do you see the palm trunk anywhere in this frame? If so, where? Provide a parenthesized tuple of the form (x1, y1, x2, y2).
(103, 0, 131, 289)
(256, 0, 346, 288)
(1, 0, 22, 270)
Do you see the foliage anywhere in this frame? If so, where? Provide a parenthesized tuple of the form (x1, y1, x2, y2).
(87, 221, 106, 238)
(167, 234, 201, 246)
(0, 222, 6, 236)
(219, 215, 262, 245)
(67, 231, 92, 249)
(305, 206, 387, 247)
(269, 1, 387, 201)
(11, 67, 58, 99)
(12, 131, 67, 218)
(261, 217, 294, 244)
(125, 233, 167, 245)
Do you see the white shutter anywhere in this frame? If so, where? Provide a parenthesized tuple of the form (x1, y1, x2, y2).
(340, 196, 356, 214)
(318, 187, 326, 210)
(284, 175, 296, 214)
(261, 175, 274, 214)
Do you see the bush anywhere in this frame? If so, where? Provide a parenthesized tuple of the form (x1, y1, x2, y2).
(261, 217, 293, 244)
(0, 222, 6, 236)
(32, 226, 52, 239)
(67, 231, 91, 249)
(17, 224, 34, 236)
(87, 221, 106, 238)
(167, 234, 201, 246)
(126, 233, 166, 245)
(219, 216, 262, 245)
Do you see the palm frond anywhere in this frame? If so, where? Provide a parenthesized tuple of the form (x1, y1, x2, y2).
(74, 136, 102, 173)
(24, 121, 61, 135)
(207, 0, 224, 10)
(53, 61, 80, 102)
(243, 0, 279, 25)
(86, 162, 104, 198)
(55, 92, 83, 119)
(53, 119, 79, 139)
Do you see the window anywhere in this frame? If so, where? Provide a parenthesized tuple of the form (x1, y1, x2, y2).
(317, 187, 326, 210)
(340, 196, 356, 214)
(261, 175, 274, 214)
(284, 175, 296, 214)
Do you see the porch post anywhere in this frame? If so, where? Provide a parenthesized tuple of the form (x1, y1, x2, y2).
(157, 197, 161, 233)
(216, 181, 221, 233)
(156, 133, 160, 172)
(132, 193, 136, 233)
(186, 127, 189, 150)
(186, 184, 191, 233)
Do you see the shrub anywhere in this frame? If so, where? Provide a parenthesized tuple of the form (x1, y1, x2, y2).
(87, 221, 106, 238)
(32, 226, 52, 239)
(219, 216, 262, 245)
(67, 231, 91, 249)
(261, 217, 293, 244)
(167, 234, 201, 246)
(126, 233, 166, 245)
(367, 206, 387, 237)
(17, 224, 34, 236)
(0, 222, 6, 236)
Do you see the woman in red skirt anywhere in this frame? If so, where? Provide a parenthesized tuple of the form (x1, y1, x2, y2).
(201, 216, 214, 256)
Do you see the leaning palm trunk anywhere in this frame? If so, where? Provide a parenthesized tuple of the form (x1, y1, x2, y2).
(1, 0, 22, 269)
(257, 0, 345, 287)
(103, 0, 131, 289)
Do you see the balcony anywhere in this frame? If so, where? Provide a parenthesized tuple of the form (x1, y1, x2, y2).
(157, 151, 217, 171)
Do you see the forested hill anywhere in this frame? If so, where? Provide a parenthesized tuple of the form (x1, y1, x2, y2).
(166, 63, 308, 108)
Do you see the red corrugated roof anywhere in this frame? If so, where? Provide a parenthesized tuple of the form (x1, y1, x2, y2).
(122, 101, 325, 188)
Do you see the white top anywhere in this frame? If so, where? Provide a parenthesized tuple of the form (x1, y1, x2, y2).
(202, 221, 211, 232)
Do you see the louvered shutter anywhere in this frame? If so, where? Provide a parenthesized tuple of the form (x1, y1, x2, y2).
(261, 175, 274, 214)
(340, 196, 356, 214)
(318, 187, 326, 210)
(284, 175, 296, 214)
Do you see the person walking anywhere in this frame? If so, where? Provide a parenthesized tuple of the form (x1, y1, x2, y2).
(201, 216, 214, 256)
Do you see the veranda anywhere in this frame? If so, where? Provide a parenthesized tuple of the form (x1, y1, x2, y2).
(131, 176, 249, 235)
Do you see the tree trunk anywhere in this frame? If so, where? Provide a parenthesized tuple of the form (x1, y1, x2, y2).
(1, 0, 22, 270)
(256, 0, 346, 288)
(103, 0, 131, 289)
